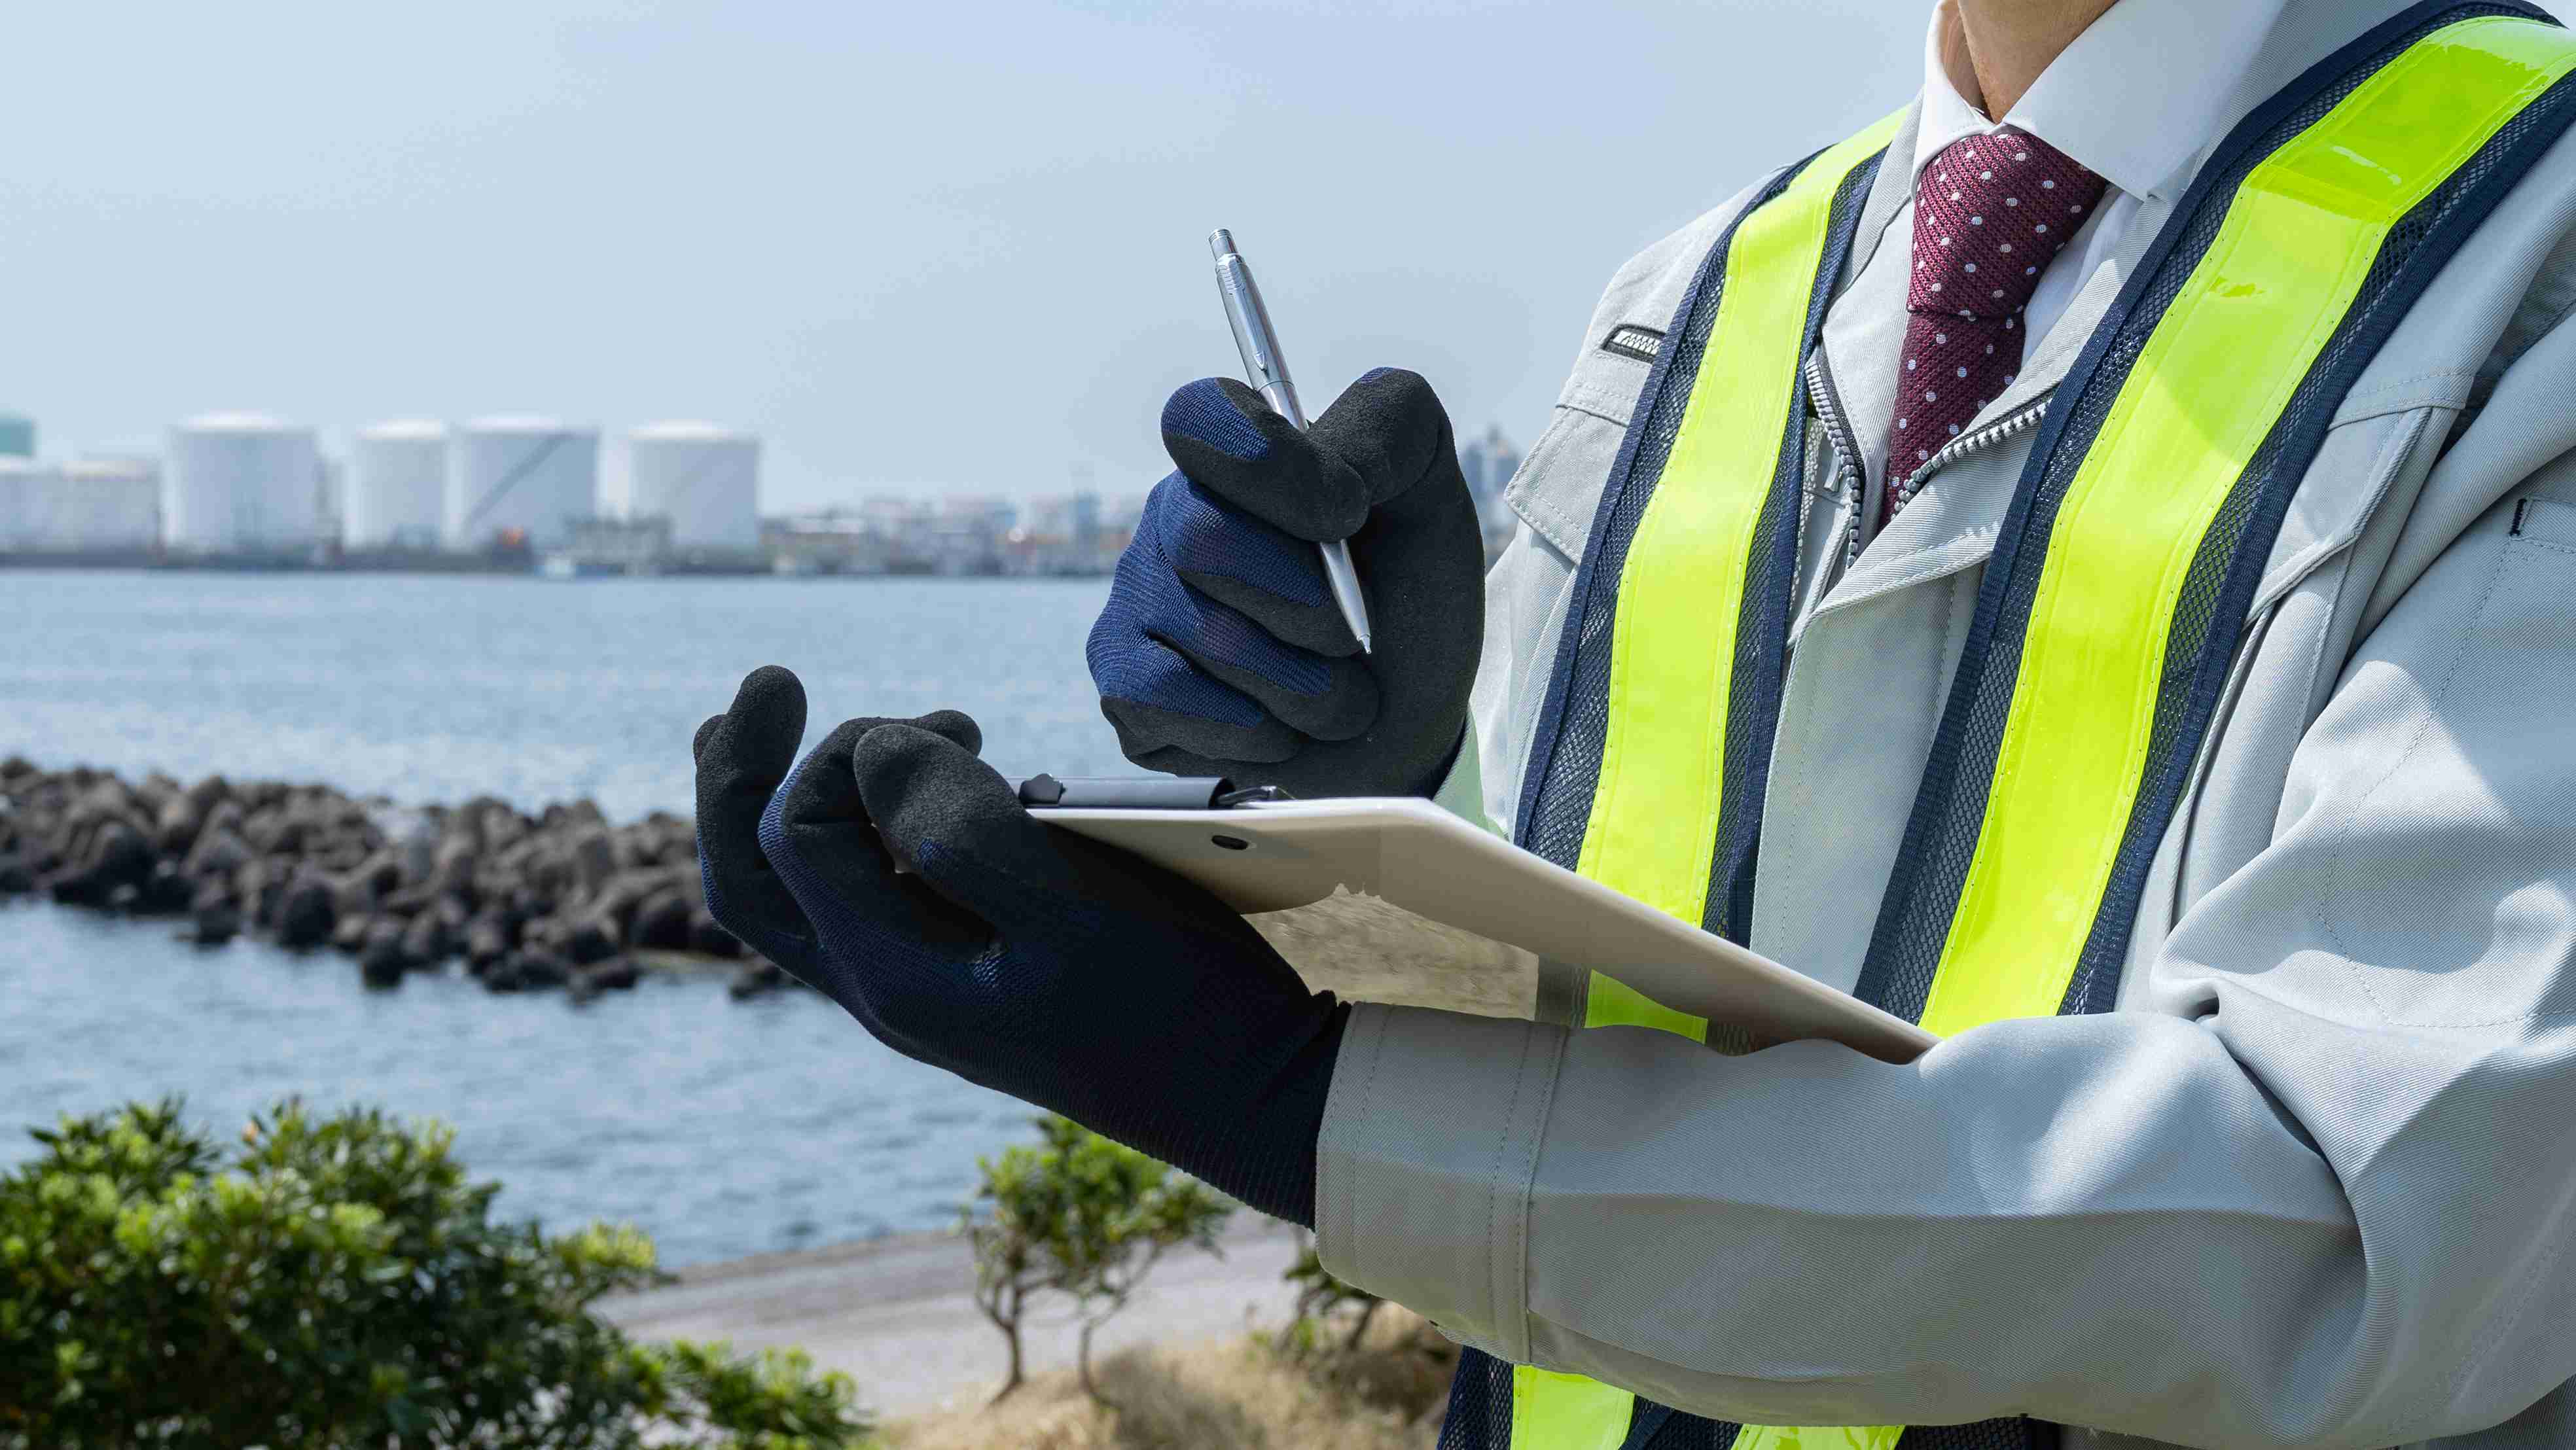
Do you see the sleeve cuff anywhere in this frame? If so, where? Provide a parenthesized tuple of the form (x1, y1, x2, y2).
(1313, 1002, 1565, 1362)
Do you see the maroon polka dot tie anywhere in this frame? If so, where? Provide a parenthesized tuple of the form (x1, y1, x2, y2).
(1884, 127, 2105, 522)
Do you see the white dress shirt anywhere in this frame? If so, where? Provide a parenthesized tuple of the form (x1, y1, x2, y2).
(1910, 0, 2288, 361)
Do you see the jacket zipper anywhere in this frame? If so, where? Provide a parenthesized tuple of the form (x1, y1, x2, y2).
(1907, 400, 2048, 497)
(1805, 344, 2055, 572)
(1801, 349, 1870, 570)
(1889, 388, 2053, 533)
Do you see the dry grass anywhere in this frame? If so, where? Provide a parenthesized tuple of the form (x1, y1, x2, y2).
(887, 1309, 1455, 1450)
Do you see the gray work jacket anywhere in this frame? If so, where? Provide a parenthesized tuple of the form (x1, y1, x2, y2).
(1314, 3, 2576, 1446)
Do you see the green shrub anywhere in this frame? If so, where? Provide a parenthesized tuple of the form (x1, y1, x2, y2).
(961, 1116, 1232, 1404)
(0, 1098, 870, 1449)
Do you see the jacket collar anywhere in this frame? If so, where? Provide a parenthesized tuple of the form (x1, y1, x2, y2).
(1920, 0, 2286, 207)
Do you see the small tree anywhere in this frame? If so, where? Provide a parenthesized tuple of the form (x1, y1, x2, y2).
(959, 1116, 1233, 1404)
(0, 1097, 869, 1449)
(1280, 1235, 1387, 1354)
(962, 1156, 1050, 1404)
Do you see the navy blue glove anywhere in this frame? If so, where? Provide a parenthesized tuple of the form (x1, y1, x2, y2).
(1087, 368, 1484, 800)
(692, 665, 1347, 1226)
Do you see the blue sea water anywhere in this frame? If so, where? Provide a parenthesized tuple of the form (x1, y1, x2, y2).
(0, 569, 1124, 1264)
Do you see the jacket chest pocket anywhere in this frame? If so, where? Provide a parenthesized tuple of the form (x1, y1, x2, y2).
(2295, 493, 2576, 1029)
(1504, 329, 1662, 565)
(2149, 404, 2454, 963)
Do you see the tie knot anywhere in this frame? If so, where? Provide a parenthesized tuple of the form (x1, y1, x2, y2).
(1908, 127, 2105, 320)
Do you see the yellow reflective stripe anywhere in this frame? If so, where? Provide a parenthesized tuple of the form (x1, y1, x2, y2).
(1522, 115, 1897, 1450)
(1732, 1426, 1907, 1450)
(1575, 109, 1906, 923)
(1512, 1367, 1638, 1450)
(1920, 16, 2576, 1038)
(1585, 972, 1711, 1040)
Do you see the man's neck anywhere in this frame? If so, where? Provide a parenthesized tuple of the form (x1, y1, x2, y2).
(1944, 0, 2120, 117)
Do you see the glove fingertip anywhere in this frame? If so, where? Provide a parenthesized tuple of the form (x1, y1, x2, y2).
(852, 722, 1011, 816)
(853, 722, 1038, 891)
(1344, 367, 1450, 440)
(1312, 367, 1456, 508)
(1101, 694, 1302, 766)
(774, 717, 887, 836)
(914, 709, 984, 756)
(733, 662, 804, 710)
(1354, 365, 1442, 416)
(724, 664, 808, 752)
(1160, 378, 1280, 465)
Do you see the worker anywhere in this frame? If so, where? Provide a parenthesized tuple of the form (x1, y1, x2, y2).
(696, 0, 2576, 1445)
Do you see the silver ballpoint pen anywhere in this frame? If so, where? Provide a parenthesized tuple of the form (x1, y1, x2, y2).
(1208, 228, 1374, 654)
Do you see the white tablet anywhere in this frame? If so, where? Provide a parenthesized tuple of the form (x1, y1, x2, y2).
(1034, 795, 1934, 1065)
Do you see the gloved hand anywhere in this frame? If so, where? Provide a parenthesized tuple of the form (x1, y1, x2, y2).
(1087, 367, 1484, 800)
(693, 665, 1348, 1226)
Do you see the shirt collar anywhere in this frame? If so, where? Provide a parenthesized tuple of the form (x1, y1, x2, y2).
(1912, 0, 2285, 204)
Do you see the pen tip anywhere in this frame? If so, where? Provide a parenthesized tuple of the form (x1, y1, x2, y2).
(1209, 228, 1237, 260)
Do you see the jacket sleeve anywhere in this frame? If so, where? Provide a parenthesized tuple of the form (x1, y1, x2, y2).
(1316, 422, 2576, 1445)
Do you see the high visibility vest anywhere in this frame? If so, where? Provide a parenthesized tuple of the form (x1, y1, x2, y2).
(1461, 5, 2576, 1448)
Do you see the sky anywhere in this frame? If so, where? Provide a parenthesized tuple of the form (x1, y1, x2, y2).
(7, 1, 2528, 512)
(0, 0, 1946, 509)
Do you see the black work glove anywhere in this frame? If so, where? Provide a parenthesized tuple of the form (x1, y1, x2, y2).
(693, 665, 1348, 1227)
(1086, 367, 1484, 800)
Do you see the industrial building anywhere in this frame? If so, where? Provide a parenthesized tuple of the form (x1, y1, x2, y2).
(446, 416, 598, 551)
(1458, 424, 1522, 564)
(344, 420, 448, 549)
(626, 421, 760, 554)
(0, 458, 159, 554)
(63, 459, 162, 551)
(1007, 492, 1126, 575)
(0, 400, 1196, 577)
(164, 414, 323, 552)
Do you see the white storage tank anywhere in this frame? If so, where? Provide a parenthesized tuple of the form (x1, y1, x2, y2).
(0, 460, 152, 552)
(164, 413, 321, 552)
(0, 459, 41, 549)
(446, 415, 598, 550)
(346, 419, 449, 548)
(61, 459, 160, 550)
(627, 421, 760, 552)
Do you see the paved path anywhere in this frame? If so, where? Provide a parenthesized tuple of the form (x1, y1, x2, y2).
(599, 1218, 1308, 1417)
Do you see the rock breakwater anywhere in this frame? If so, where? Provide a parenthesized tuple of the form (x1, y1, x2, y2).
(0, 758, 791, 1000)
